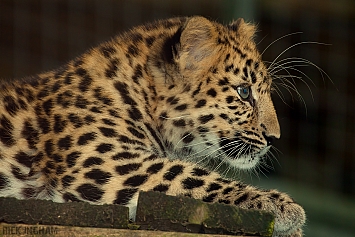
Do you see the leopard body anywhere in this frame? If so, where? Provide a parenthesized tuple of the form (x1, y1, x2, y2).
(0, 16, 305, 236)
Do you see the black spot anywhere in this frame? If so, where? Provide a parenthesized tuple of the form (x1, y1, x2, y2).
(56, 165, 65, 175)
(173, 119, 186, 127)
(197, 126, 209, 133)
(78, 132, 97, 145)
(128, 107, 143, 121)
(218, 77, 229, 86)
(75, 95, 89, 109)
(143, 154, 158, 161)
(63, 192, 81, 202)
(37, 116, 51, 134)
(45, 160, 55, 170)
(58, 135, 72, 150)
(195, 99, 206, 108)
(115, 163, 142, 175)
(15, 152, 33, 168)
(44, 140, 54, 156)
(0, 173, 9, 189)
(77, 184, 104, 202)
(66, 151, 81, 168)
(270, 193, 281, 199)
(37, 86, 50, 100)
(112, 152, 140, 160)
(243, 67, 249, 78)
(127, 127, 145, 139)
(118, 135, 145, 146)
(192, 82, 202, 97)
(114, 81, 137, 106)
(4, 95, 20, 115)
(96, 143, 113, 153)
(145, 36, 155, 47)
(207, 88, 217, 97)
(159, 111, 168, 120)
(182, 178, 205, 189)
(182, 132, 194, 143)
(76, 68, 93, 92)
(128, 44, 139, 57)
(246, 59, 253, 66)
(85, 169, 112, 184)
(251, 194, 261, 200)
(52, 154, 63, 162)
(90, 107, 102, 113)
(198, 114, 214, 124)
(83, 157, 104, 168)
(62, 175, 75, 188)
(225, 64, 233, 72)
(206, 183, 222, 192)
(68, 113, 83, 128)
(84, 115, 96, 124)
(108, 109, 120, 118)
(175, 104, 187, 111)
(192, 167, 209, 176)
(163, 165, 184, 181)
(203, 193, 217, 202)
(22, 188, 36, 198)
(144, 123, 166, 155)
(105, 58, 120, 78)
(0, 115, 15, 146)
(53, 114, 67, 133)
(226, 96, 234, 104)
(234, 193, 249, 205)
(42, 99, 53, 116)
(102, 118, 116, 126)
(223, 187, 233, 195)
(21, 121, 39, 149)
(218, 199, 231, 204)
(132, 64, 143, 83)
(100, 45, 116, 58)
(12, 166, 26, 180)
(114, 188, 138, 205)
(153, 184, 170, 193)
(146, 162, 164, 174)
(233, 68, 240, 75)
(166, 96, 179, 105)
(124, 174, 148, 187)
(86, 99, 100, 114)
(57, 90, 73, 108)
(99, 127, 118, 137)
(220, 113, 229, 120)
(251, 71, 257, 83)
(64, 72, 74, 85)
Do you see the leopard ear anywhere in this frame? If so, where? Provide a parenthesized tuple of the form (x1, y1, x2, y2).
(177, 16, 218, 71)
(229, 18, 256, 40)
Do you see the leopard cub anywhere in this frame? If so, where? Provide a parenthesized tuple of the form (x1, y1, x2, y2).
(0, 16, 305, 236)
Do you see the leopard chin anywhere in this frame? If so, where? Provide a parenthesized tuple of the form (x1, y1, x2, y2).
(224, 146, 270, 170)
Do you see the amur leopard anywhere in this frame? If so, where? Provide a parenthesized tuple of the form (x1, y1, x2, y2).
(0, 16, 305, 236)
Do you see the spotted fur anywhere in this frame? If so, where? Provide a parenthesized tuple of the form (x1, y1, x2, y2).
(0, 16, 305, 236)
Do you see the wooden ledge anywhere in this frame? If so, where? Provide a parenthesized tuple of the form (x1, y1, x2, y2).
(0, 191, 274, 237)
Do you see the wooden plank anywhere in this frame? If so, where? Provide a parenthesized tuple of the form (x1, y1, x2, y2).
(0, 223, 248, 237)
(136, 191, 274, 237)
(0, 197, 128, 229)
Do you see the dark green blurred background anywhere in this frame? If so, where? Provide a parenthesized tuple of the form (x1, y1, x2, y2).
(0, 0, 354, 236)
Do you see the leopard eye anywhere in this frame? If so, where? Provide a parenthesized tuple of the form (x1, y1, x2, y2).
(237, 86, 250, 100)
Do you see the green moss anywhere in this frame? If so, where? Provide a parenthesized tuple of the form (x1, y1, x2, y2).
(266, 219, 275, 237)
(188, 204, 209, 224)
(127, 224, 140, 230)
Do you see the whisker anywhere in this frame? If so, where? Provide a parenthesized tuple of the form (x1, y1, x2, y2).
(261, 32, 304, 56)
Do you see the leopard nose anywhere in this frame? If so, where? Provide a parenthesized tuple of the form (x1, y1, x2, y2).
(263, 132, 277, 146)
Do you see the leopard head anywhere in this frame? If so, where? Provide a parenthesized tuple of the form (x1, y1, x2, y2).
(150, 16, 280, 171)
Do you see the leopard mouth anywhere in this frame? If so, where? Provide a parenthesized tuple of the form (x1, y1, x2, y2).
(219, 136, 268, 169)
